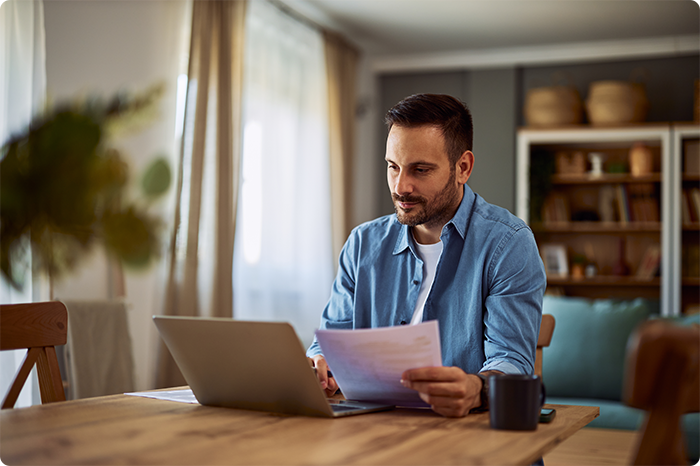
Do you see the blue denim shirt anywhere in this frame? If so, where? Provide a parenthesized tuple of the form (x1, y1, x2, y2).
(307, 184, 546, 375)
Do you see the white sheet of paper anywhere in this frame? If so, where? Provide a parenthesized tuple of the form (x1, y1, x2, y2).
(125, 388, 198, 404)
(315, 320, 442, 407)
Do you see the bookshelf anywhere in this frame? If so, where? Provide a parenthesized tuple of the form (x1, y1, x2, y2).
(516, 124, 679, 315)
(672, 124, 700, 314)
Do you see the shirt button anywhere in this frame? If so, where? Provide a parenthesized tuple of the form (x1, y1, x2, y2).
(400, 321, 407, 325)
(412, 280, 419, 285)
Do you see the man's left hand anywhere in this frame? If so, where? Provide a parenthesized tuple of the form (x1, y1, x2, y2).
(400, 366, 482, 417)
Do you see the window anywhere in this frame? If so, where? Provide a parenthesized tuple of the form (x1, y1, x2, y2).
(233, 0, 333, 347)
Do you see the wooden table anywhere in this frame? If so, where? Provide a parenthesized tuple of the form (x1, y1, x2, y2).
(1, 393, 598, 465)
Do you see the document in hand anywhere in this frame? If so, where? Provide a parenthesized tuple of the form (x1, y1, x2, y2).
(315, 320, 442, 407)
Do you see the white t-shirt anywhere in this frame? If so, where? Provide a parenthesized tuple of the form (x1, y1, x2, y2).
(410, 234, 443, 325)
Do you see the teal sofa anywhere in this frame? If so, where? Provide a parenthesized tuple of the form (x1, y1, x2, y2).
(541, 296, 699, 461)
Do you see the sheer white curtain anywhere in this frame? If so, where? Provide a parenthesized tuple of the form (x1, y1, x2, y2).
(234, 0, 333, 347)
(0, 0, 47, 407)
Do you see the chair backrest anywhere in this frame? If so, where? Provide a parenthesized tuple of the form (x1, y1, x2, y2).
(623, 320, 700, 465)
(536, 314, 555, 377)
(1, 301, 68, 409)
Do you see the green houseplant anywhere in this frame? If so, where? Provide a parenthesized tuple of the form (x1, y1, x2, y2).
(0, 84, 171, 290)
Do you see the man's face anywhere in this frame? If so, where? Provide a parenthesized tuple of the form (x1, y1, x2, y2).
(385, 125, 463, 230)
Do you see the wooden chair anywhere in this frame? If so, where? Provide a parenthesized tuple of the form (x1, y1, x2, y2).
(623, 320, 700, 465)
(536, 314, 555, 377)
(1, 301, 68, 409)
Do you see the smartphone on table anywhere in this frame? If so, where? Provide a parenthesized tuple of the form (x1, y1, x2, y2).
(539, 408, 556, 423)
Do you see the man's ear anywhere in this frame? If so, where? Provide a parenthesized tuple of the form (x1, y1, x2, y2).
(456, 150, 474, 184)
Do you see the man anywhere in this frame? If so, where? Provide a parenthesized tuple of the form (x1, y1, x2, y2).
(307, 94, 546, 418)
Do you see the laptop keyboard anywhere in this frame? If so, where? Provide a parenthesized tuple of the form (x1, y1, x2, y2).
(331, 404, 360, 412)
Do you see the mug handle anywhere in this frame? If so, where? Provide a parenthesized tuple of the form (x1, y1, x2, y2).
(539, 380, 546, 407)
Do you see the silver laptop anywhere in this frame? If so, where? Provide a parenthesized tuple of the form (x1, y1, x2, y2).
(153, 316, 394, 417)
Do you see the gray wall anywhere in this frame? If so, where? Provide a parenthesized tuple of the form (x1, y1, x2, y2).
(467, 68, 518, 212)
(375, 54, 699, 218)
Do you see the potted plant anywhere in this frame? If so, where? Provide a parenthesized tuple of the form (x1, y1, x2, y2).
(1, 84, 171, 290)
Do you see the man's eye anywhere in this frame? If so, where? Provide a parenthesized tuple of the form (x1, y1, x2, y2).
(414, 167, 429, 174)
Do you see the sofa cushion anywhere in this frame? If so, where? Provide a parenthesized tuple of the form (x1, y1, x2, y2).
(545, 397, 644, 430)
(683, 413, 700, 462)
(542, 296, 655, 401)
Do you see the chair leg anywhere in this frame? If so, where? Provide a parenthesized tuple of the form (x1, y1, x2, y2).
(632, 411, 686, 465)
(1, 348, 42, 409)
(631, 355, 689, 465)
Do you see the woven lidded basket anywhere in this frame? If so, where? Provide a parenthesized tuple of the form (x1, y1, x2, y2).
(585, 80, 648, 126)
(525, 85, 583, 127)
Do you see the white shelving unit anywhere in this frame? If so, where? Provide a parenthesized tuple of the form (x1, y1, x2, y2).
(516, 124, 681, 316)
(672, 123, 700, 314)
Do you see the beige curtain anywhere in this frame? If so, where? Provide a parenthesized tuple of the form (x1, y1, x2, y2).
(156, 0, 246, 388)
(324, 31, 359, 261)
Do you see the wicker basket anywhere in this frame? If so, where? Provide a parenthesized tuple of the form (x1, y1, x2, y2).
(585, 80, 648, 126)
(525, 85, 583, 127)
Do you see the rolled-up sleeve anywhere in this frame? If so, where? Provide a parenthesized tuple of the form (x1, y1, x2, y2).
(306, 232, 358, 358)
(481, 227, 546, 375)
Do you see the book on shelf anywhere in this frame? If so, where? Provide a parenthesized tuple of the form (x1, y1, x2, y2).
(682, 190, 693, 223)
(542, 193, 570, 224)
(689, 188, 700, 223)
(682, 189, 697, 223)
(615, 184, 630, 224)
(636, 244, 661, 280)
(598, 185, 617, 222)
(628, 183, 659, 223)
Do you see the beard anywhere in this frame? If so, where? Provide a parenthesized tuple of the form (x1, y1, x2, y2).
(392, 170, 461, 228)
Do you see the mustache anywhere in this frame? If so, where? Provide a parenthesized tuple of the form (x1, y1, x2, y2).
(392, 194, 425, 204)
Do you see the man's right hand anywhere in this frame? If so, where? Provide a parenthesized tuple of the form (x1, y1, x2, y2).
(308, 355, 338, 396)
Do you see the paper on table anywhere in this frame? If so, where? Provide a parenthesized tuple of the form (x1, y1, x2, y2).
(125, 388, 198, 404)
(315, 320, 442, 407)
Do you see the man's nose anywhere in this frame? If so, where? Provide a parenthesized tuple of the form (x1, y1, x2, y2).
(394, 171, 413, 195)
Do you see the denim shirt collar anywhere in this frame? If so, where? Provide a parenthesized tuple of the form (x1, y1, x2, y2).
(393, 184, 475, 255)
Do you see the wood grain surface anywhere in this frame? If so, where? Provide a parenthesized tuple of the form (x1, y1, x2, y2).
(544, 428, 640, 466)
(1, 394, 598, 465)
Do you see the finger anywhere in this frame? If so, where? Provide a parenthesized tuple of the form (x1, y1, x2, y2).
(327, 376, 338, 393)
(322, 367, 340, 396)
(325, 380, 339, 397)
(402, 366, 464, 383)
(312, 356, 330, 389)
(417, 392, 473, 418)
(421, 391, 478, 409)
(402, 379, 467, 398)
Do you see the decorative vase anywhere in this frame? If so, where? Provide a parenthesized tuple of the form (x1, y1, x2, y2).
(588, 152, 606, 177)
(629, 143, 653, 177)
(571, 263, 585, 280)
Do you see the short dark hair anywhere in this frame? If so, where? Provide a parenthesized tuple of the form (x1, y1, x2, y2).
(384, 94, 473, 164)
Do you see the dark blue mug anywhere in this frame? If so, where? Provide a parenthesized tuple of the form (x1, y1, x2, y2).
(488, 374, 545, 431)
